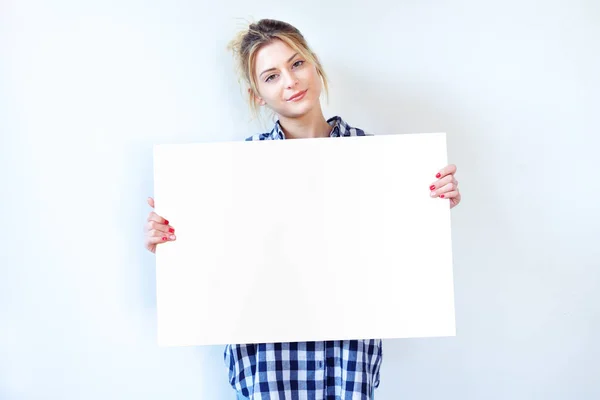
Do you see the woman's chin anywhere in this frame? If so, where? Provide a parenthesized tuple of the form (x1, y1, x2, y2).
(279, 101, 317, 119)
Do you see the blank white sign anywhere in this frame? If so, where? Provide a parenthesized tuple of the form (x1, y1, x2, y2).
(153, 133, 455, 347)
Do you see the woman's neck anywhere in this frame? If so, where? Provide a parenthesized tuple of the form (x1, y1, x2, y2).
(278, 107, 331, 139)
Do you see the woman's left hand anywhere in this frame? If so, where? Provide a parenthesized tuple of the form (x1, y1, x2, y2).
(429, 164, 461, 209)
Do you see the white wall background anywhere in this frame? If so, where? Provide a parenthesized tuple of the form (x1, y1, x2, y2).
(1, 0, 599, 399)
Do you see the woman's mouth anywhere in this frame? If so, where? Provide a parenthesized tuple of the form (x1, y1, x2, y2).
(287, 90, 307, 102)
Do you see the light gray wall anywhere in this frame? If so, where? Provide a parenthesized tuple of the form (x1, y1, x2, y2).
(1, 0, 598, 399)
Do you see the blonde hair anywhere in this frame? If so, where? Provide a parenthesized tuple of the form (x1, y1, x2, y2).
(227, 19, 329, 120)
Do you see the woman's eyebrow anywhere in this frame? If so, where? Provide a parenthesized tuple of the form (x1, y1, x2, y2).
(259, 53, 299, 78)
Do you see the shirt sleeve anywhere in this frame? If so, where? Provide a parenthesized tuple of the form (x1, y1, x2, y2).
(223, 343, 258, 397)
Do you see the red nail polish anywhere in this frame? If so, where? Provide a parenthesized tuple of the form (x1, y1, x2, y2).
(162, 236, 167, 241)
(440, 194, 445, 198)
(164, 220, 169, 225)
(436, 173, 441, 178)
(430, 185, 435, 191)
(169, 228, 174, 233)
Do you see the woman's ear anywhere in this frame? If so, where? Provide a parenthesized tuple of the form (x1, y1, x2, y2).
(248, 88, 266, 106)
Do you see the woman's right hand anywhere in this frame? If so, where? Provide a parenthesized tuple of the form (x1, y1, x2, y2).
(145, 197, 176, 254)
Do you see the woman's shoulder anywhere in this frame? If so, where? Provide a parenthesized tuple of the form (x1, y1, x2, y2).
(329, 116, 373, 137)
(245, 121, 282, 141)
(245, 132, 275, 141)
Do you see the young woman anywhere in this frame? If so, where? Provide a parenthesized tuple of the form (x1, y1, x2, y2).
(144, 19, 461, 400)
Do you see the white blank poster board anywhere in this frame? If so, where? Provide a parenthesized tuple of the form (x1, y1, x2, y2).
(153, 133, 455, 347)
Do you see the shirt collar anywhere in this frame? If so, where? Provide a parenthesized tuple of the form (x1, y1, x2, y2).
(270, 116, 345, 140)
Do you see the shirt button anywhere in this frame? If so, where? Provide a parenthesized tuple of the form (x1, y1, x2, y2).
(318, 361, 323, 368)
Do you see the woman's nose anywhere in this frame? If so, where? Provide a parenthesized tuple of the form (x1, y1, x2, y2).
(282, 70, 298, 89)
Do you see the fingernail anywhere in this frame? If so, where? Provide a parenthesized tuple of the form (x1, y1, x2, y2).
(169, 228, 174, 233)
(162, 236, 167, 241)
(436, 173, 441, 178)
(429, 185, 436, 191)
(440, 194, 445, 198)
(430, 192, 436, 197)
(164, 219, 169, 225)
(170, 235, 176, 240)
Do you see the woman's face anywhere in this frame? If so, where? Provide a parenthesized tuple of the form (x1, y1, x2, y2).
(253, 39, 322, 118)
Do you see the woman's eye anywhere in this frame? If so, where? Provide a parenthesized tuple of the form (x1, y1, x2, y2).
(265, 74, 278, 82)
(293, 60, 304, 68)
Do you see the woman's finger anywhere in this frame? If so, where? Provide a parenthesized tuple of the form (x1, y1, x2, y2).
(146, 220, 175, 235)
(147, 228, 177, 242)
(435, 164, 457, 179)
(146, 234, 176, 248)
(438, 190, 460, 199)
(430, 181, 457, 198)
(147, 197, 155, 208)
(147, 211, 170, 226)
(429, 175, 454, 191)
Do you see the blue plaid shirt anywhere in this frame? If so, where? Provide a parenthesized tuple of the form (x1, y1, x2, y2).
(224, 116, 383, 399)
